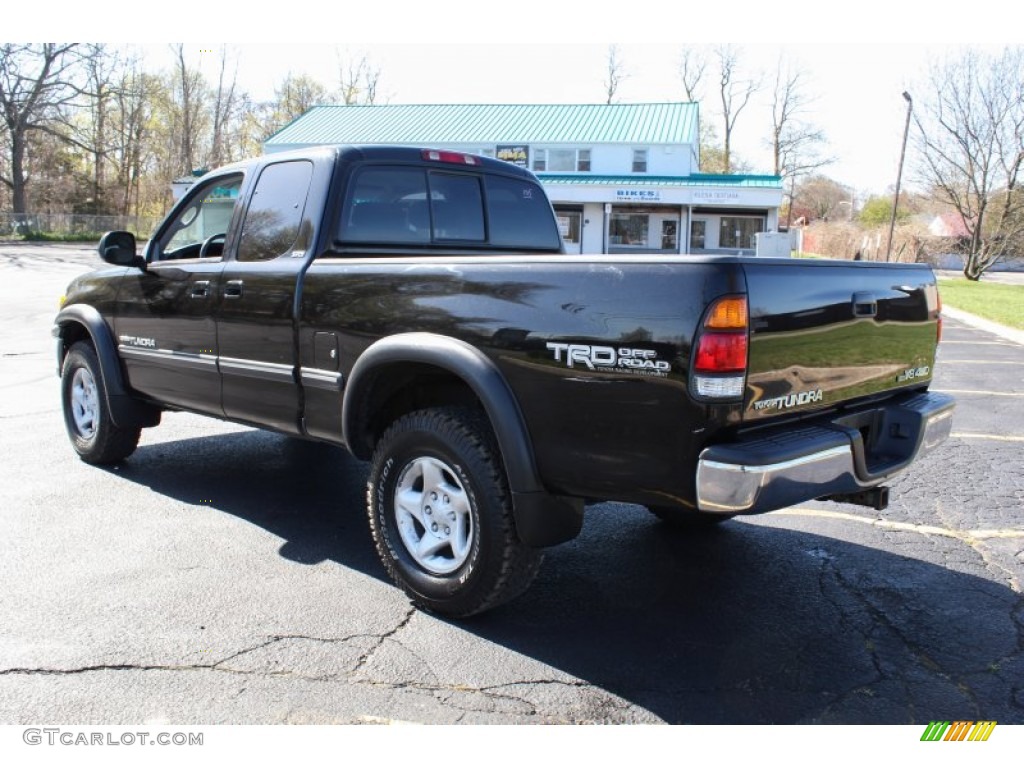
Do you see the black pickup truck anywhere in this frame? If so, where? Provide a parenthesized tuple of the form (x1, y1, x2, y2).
(54, 145, 955, 616)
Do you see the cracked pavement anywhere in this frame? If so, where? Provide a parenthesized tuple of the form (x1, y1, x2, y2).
(0, 243, 1021, 724)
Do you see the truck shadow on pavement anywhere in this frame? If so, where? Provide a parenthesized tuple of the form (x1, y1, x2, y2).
(111, 428, 1024, 725)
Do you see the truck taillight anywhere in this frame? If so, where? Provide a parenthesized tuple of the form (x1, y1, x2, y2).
(936, 290, 943, 344)
(695, 333, 747, 372)
(692, 296, 748, 399)
(422, 149, 480, 166)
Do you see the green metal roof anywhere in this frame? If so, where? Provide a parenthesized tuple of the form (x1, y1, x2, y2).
(538, 174, 783, 188)
(266, 103, 700, 147)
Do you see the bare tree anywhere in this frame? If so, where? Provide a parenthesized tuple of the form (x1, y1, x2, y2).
(795, 174, 851, 222)
(678, 47, 707, 102)
(73, 44, 123, 215)
(171, 44, 207, 174)
(679, 47, 725, 172)
(715, 46, 760, 174)
(273, 73, 330, 127)
(604, 45, 627, 104)
(913, 47, 1024, 279)
(769, 58, 830, 178)
(337, 52, 381, 106)
(768, 57, 832, 226)
(209, 47, 240, 168)
(0, 43, 84, 212)
(109, 59, 155, 216)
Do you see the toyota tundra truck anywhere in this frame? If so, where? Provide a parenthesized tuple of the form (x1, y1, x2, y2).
(53, 145, 955, 616)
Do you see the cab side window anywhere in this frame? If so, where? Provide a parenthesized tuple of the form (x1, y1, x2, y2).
(158, 175, 243, 261)
(237, 161, 315, 262)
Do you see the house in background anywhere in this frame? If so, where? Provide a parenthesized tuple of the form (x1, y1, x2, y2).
(928, 212, 971, 239)
(264, 102, 784, 256)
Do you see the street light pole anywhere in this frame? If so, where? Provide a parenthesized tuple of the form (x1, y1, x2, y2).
(886, 91, 913, 262)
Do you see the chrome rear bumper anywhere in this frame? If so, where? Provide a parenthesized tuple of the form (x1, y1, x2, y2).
(696, 391, 955, 514)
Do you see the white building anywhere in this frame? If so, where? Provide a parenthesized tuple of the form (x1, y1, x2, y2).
(264, 103, 784, 256)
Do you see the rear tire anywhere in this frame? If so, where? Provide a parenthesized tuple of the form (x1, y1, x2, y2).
(61, 341, 141, 464)
(646, 505, 733, 528)
(367, 407, 543, 618)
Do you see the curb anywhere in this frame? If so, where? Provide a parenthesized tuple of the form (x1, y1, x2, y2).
(942, 305, 1024, 346)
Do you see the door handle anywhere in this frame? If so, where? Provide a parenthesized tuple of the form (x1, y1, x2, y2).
(190, 280, 210, 298)
(224, 280, 244, 298)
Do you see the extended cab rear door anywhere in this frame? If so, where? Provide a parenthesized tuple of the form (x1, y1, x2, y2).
(216, 157, 325, 434)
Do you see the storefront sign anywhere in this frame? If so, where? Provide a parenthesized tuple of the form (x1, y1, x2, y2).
(693, 190, 741, 201)
(496, 145, 529, 167)
(615, 189, 661, 202)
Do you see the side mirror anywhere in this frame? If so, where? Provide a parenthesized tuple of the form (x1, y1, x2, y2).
(98, 231, 145, 270)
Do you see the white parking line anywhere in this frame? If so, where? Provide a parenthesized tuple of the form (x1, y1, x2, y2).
(940, 341, 1015, 346)
(939, 389, 1024, 397)
(772, 508, 1024, 540)
(952, 432, 1024, 442)
(940, 360, 1024, 365)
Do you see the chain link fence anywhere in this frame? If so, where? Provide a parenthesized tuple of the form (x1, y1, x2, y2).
(0, 212, 160, 240)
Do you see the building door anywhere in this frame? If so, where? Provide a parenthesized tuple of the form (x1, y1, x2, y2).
(555, 209, 582, 254)
(690, 219, 707, 252)
(661, 220, 678, 251)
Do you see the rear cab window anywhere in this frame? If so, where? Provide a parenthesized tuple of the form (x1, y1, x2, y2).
(336, 164, 561, 252)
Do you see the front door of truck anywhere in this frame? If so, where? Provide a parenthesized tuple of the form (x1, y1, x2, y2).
(114, 172, 245, 415)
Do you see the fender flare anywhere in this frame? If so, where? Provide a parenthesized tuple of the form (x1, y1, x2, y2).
(342, 332, 582, 547)
(54, 305, 160, 428)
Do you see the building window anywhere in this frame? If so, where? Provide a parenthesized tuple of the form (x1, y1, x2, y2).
(719, 216, 764, 250)
(632, 149, 648, 173)
(555, 211, 582, 244)
(609, 213, 649, 247)
(532, 148, 591, 173)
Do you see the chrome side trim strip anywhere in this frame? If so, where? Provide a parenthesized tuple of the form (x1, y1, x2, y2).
(218, 355, 295, 384)
(118, 345, 217, 372)
(299, 367, 344, 390)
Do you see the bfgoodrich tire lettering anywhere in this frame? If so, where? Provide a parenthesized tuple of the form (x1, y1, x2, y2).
(61, 341, 141, 464)
(367, 407, 543, 617)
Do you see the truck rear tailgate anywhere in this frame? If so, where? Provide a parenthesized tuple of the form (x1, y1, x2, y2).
(742, 260, 941, 422)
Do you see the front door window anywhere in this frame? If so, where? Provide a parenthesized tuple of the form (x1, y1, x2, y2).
(159, 175, 243, 260)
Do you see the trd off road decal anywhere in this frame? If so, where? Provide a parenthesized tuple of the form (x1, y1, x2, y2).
(546, 343, 670, 378)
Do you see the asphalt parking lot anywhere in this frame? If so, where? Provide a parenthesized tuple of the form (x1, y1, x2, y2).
(1, 243, 1021, 724)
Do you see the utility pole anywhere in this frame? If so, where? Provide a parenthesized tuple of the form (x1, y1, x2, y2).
(886, 91, 913, 262)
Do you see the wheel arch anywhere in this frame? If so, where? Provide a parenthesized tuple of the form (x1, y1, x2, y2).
(342, 332, 582, 547)
(54, 304, 160, 428)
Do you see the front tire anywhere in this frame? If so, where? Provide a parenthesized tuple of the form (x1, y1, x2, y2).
(367, 407, 543, 618)
(61, 341, 141, 464)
